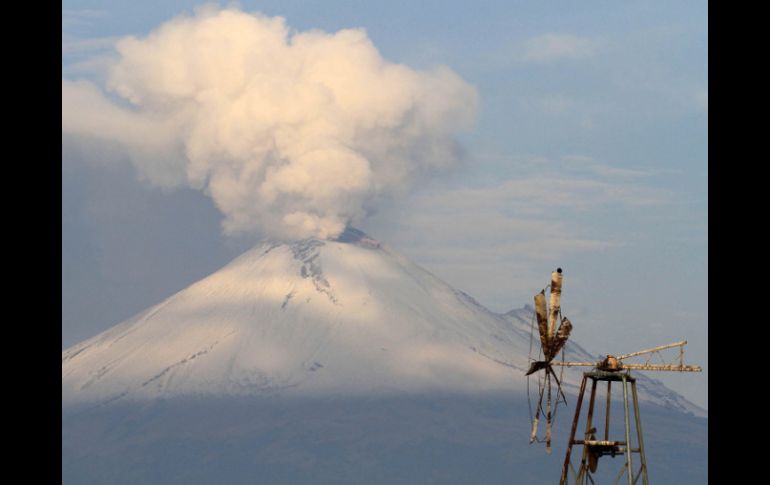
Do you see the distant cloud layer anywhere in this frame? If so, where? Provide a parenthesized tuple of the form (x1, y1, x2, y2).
(370, 154, 669, 311)
(62, 6, 477, 240)
(520, 33, 598, 62)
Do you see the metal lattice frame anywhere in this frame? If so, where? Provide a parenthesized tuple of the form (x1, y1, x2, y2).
(559, 371, 649, 485)
(524, 269, 702, 483)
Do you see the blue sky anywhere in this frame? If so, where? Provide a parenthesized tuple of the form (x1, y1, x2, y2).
(62, 1, 707, 408)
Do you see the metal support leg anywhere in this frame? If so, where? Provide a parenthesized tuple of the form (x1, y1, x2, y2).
(561, 374, 588, 484)
(604, 381, 611, 442)
(622, 375, 633, 485)
(631, 381, 649, 485)
(578, 378, 598, 478)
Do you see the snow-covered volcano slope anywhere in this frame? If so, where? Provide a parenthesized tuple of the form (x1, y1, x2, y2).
(62, 228, 702, 415)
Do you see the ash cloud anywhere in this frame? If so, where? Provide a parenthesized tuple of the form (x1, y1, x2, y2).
(62, 6, 478, 240)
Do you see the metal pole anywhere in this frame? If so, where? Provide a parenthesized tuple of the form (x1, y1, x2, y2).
(618, 363, 702, 372)
(530, 379, 545, 444)
(616, 341, 687, 360)
(579, 378, 598, 478)
(604, 381, 611, 442)
(548, 269, 563, 340)
(561, 374, 588, 485)
(546, 372, 553, 453)
(622, 375, 633, 485)
(551, 362, 598, 368)
(631, 380, 649, 485)
(551, 362, 702, 372)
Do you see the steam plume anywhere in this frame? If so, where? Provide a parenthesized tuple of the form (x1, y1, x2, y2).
(62, 6, 477, 240)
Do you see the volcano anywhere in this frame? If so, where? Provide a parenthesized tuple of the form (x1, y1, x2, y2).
(62, 228, 698, 413)
(62, 229, 706, 484)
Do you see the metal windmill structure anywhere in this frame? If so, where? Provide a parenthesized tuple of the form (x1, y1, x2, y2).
(525, 269, 702, 485)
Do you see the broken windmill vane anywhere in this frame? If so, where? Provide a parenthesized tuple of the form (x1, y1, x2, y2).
(523, 269, 702, 484)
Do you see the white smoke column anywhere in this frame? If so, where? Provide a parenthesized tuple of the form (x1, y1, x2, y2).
(62, 6, 478, 240)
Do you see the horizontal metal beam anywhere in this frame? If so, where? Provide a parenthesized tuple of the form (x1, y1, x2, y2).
(551, 362, 701, 372)
(617, 341, 687, 360)
(574, 440, 625, 446)
(620, 364, 701, 372)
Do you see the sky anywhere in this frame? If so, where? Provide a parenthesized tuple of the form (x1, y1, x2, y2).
(62, 1, 707, 409)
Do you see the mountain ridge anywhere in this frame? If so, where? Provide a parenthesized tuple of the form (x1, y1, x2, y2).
(62, 228, 704, 417)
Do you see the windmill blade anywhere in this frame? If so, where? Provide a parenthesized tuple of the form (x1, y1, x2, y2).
(545, 372, 553, 454)
(547, 317, 572, 358)
(547, 364, 568, 405)
(543, 364, 570, 455)
(526, 268, 566, 452)
(547, 269, 563, 342)
(530, 377, 546, 443)
(525, 360, 549, 376)
(528, 363, 569, 446)
(529, 409, 541, 444)
(534, 290, 550, 357)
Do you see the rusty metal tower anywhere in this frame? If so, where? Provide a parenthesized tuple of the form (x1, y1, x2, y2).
(525, 269, 702, 484)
